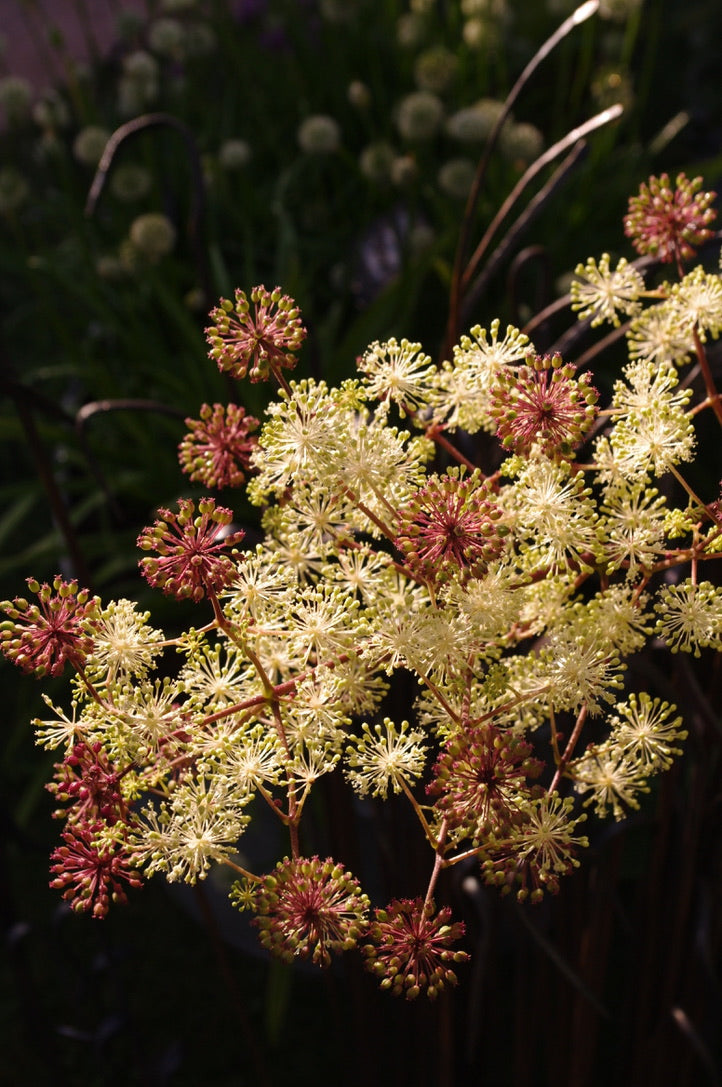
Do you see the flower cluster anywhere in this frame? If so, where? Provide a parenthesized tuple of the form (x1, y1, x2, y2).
(0, 577, 99, 677)
(205, 286, 307, 383)
(624, 172, 717, 267)
(137, 497, 245, 602)
(178, 402, 259, 489)
(4, 173, 722, 997)
(395, 470, 508, 585)
(363, 898, 469, 1000)
(488, 352, 598, 457)
(248, 857, 370, 967)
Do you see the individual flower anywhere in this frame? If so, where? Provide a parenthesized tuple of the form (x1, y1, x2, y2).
(363, 898, 468, 999)
(488, 352, 598, 457)
(626, 301, 694, 367)
(251, 856, 369, 966)
(428, 721, 543, 840)
(179, 402, 259, 488)
(570, 253, 645, 328)
(667, 265, 722, 343)
(32, 89, 70, 130)
(507, 459, 600, 571)
(86, 598, 165, 682)
(345, 717, 428, 798)
(610, 692, 687, 771)
(605, 358, 696, 481)
(571, 743, 650, 820)
(117, 50, 159, 115)
(206, 285, 307, 382)
(358, 141, 396, 185)
(137, 774, 251, 882)
(49, 822, 143, 918)
(598, 481, 668, 577)
(653, 579, 722, 656)
(396, 470, 508, 585)
(390, 154, 418, 187)
(297, 114, 341, 154)
(1, 577, 99, 677)
(396, 13, 427, 49)
(624, 173, 717, 266)
(431, 319, 531, 434)
(358, 337, 436, 415)
(137, 498, 245, 603)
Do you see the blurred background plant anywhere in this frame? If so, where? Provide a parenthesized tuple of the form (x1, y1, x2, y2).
(2, 1, 722, 1085)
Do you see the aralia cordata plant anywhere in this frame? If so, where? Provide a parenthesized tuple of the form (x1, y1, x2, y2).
(4, 170, 722, 999)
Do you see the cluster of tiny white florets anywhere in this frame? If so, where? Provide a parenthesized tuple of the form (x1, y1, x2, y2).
(5, 175, 722, 984)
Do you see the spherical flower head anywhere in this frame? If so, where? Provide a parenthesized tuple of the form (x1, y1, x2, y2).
(109, 163, 152, 202)
(72, 125, 110, 168)
(0, 577, 99, 677)
(396, 469, 508, 585)
(178, 402, 259, 489)
(48, 741, 127, 826)
(297, 114, 341, 155)
(428, 721, 543, 840)
(363, 897, 468, 1000)
(137, 498, 245, 603)
(218, 138, 252, 171)
(206, 285, 307, 383)
(489, 352, 598, 458)
(499, 121, 544, 168)
(50, 821, 143, 919)
(359, 337, 436, 416)
(570, 253, 645, 328)
(0, 75, 32, 126)
(624, 173, 717, 266)
(251, 856, 369, 967)
(359, 141, 396, 185)
(147, 16, 186, 59)
(128, 212, 176, 262)
(413, 46, 458, 94)
(395, 91, 445, 141)
(437, 158, 476, 201)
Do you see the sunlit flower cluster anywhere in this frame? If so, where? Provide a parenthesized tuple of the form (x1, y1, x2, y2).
(4, 173, 722, 995)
